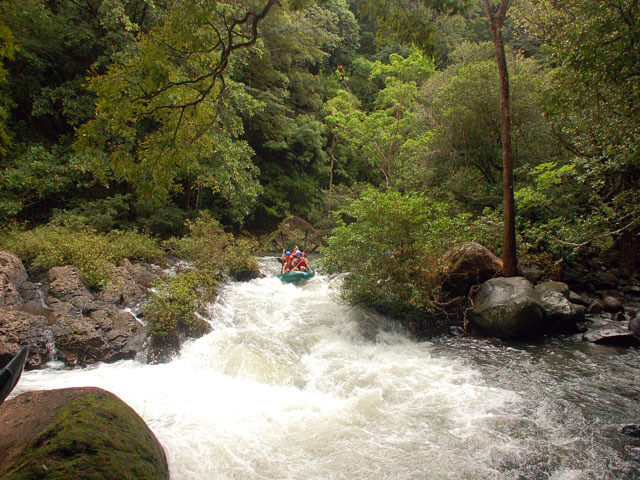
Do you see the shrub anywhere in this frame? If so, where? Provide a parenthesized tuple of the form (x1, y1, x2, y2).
(0, 224, 163, 288)
(144, 269, 218, 340)
(321, 188, 473, 319)
(163, 212, 258, 277)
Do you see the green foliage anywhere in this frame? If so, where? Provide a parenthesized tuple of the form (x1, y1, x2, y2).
(0, 224, 163, 288)
(359, 0, 471, 55)
(321, 188, 473, 317)
(49, 195, 134, 233)
(144, 269, 218, 340)
(74, 1, 270, 215)
(145, 212, 258, 340)
(414, 43, 562, 213)
(324, 49, 435, 190)
(164, 212, 259, 277)
(512, 0, 640, 258)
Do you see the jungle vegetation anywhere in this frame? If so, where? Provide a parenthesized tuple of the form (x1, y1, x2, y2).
(1, 0, 638, 318)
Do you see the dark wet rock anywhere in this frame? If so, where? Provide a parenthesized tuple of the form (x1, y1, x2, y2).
(583, 323, 640, 347)
(613, 311, 627, 322)
(52, 315, 113, 367)
(627, 285, 640, 296)
(538, 290, 585, 334)
(535, 281, 570, 299)
(596, 270, 619, 289)
(47, 266, 94, 311)
(629, 314, 640, 336)
(622, 425, 640, 438)
(0, 251, 29, 309)
(603, 295, 624, 313)
(0, 387, 169, 479)
(51, 307, 147, 367)
(97, 264, 147, 307)
(568, 291, 588, 306)
(231, 268, 262, 282)
(441, 242, 503, 296)
(521, 263, 543, 284)
(0, 310, 53, 369)
(467, 277, 546, 340)
(587, 301, 604, 314)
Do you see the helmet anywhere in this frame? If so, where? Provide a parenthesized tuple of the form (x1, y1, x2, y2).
(296, 250, 302, 255)
(285, 251, 291, 255)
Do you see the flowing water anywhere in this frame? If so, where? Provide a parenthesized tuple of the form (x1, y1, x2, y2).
(13, 258, 640, 479)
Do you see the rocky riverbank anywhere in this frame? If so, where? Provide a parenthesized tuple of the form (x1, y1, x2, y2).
(0, 250, 162, 369)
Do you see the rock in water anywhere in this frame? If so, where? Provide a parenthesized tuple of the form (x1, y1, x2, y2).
(535, 281, 570, 299)
(538, 290, 585, 334)
(583, 323, 640, 347)
(468, 277, 546, 340)
(0, 387, 169, 479)
(622, 425, 640, 438)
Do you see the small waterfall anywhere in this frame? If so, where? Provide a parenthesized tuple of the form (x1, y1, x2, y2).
(121, 307, 145, 326)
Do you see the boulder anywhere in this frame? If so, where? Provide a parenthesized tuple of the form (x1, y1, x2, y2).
(97, 264, 147, 307)
(0, 310, 53, 369)
(602, 295, 624, 313)
(535, 281, 570, 299)
(0, 251, 29, 309)
(467, 277, 546, 340)
(587, 301, 604, 314)
(583, 323, 640, 347)
(52, 315, 114, 367)
(47, 266, 95, 312)
(0, 387, 169, 479)
(120, 259, 162, 289)
(441, 242, 503, 296)
(595, 270, 618, 289)
(568, 291, 588, 306)
(538, 290, 585, 334)
(90, 307, 147, 361)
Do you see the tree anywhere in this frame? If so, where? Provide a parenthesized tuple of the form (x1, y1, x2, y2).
(480, 0, 517, 276)
(74, 0, 280, 215)
(511, 0, 640, 266)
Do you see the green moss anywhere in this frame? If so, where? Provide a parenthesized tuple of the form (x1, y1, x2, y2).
(5, 392, 168, 480)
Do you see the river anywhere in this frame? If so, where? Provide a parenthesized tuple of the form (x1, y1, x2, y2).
(13, 258, 640, 479)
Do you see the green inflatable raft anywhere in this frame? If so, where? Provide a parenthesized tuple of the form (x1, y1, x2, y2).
(278, 270, 315, 283)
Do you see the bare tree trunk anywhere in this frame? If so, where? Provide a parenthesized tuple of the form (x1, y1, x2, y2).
(481, 0, 517, 277)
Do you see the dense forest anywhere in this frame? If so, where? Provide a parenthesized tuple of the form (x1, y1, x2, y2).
(0, 0, 638, 322)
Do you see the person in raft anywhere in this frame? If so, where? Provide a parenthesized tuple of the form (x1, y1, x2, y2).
(293, 251, 312, 272)
(281, 249, 312, 274)
(281, 250, 294, 274)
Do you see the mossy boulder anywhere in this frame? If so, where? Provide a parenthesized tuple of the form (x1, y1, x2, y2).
(441, 242, 503, 296)
(0, 387, 168, 479)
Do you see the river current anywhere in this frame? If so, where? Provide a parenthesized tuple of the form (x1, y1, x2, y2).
(13, 258, 640, 479)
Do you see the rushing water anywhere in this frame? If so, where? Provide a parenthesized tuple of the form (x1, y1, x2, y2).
(13, 258, 640, 479)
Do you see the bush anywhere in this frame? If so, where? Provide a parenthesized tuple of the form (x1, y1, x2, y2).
(163, 212, 258, 278)
(144, 269, 217, 340)
(0, 224, 163, 288)
(321, 188, 473, 319)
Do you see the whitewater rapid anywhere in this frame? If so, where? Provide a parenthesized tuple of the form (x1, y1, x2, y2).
(13, 259, 640, 479)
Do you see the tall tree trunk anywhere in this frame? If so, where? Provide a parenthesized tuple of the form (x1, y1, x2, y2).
(481, 0, 517, 277)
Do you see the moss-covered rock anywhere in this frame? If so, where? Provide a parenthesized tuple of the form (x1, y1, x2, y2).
(0, 387, 168, 480)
